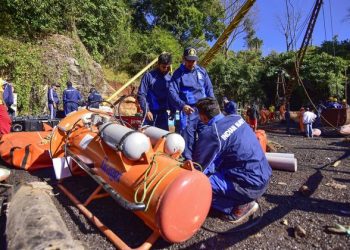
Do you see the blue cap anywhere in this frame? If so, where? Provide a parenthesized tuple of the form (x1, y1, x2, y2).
(184, 47, 199, 61)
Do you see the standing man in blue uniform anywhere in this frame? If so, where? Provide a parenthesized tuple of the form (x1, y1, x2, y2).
(223, 97, 237, 115)
(169, 47, 215, 160)
(3, 80, 14, 117)
(87, 87, 103, 109)
(48, 83, 60, 119)
(137, 53, 174, 131)
(63, 81, 81, 115)
(193, 97, 272, 223)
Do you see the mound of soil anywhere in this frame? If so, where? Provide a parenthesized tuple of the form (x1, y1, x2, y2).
(1, 121, 349, 249)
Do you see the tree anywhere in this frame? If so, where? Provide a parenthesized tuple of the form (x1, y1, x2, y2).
(129, 0, 225, 44)
(208, 50, 265, 105)
(277, 0, 303, 52)
(221, 0, 258, 57)
(243, 18, 263, 51)
(317, 37, 350, 61)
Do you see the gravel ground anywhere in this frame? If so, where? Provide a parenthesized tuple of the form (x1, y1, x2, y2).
(1, 121, 350, 250)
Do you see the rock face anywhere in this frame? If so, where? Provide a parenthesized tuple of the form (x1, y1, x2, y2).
(40, 34, 112, 100)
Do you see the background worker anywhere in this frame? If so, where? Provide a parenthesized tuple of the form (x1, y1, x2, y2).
(169, 47, 215, 160)
(303, 107, 317, 138)
(247, 103, 259, 131)
(47, 83, 60, 119)
(223, 96, 237, 115)
(2, 79, 14, 117)
(192, 97, 272, 223)
(298, 106, 305, 133)
(268, 104, 275, 122)
(63, 81, 81, 115)
(0, 78, 11, 134)
(137, 53, 174, 130)
(279, 102, 286, 120)
(87, 87, 103, 109)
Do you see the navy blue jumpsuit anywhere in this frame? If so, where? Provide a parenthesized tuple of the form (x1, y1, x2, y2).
(169, 64, 214, 160)
(193, 113, 272, 215)
(88, 90, 102, 109)
(224, 100, 237, 115)
(48, 87, 60, 119)
(63, 86, 81, 115)
(137, 69, 173, 130)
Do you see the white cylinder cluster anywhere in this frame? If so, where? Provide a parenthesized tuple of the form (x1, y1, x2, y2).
(142, 126, 185, 155)
(99, 123, 151, 161)
(265, 153, 297, 172)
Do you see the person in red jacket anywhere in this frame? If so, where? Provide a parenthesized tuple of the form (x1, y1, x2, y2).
(0, 79, 12, 134)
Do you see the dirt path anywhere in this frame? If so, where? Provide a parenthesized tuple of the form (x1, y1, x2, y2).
(1, 122, 349, 249)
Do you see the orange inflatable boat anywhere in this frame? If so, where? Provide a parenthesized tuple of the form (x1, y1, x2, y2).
(0, 130, 53, 171)
(49, 109, 212, 249)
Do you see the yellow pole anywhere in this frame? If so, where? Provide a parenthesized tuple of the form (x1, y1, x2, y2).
(200, 0, 256, 67)
(106, 57, 159, 102)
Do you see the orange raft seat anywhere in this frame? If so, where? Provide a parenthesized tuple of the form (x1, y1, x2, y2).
(255, 129, 267, 152)
(0, 131, 53, 171)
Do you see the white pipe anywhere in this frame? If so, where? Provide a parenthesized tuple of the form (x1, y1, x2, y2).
(265, 152, 295, 158)
(265, 155, 297, 172)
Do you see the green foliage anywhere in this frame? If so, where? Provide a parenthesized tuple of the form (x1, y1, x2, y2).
(124, 28, 182, 74)
(129, 0, 225, 43)
(208, 51, 264, 105)
(317, 37, 350, 61)
(0, 37, 45, 114)
(75, 0, 133, 66)
(0, 0, 64, 39)
(261, 48, 349, 108)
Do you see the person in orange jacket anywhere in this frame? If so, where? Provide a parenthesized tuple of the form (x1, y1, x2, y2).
(279, 102, 286, 121)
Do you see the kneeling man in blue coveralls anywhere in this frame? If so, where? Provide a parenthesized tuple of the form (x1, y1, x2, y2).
(192, 97, 272, 223)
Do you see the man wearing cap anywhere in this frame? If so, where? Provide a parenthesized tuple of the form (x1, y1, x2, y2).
(169, 47, 215, 160)
(223, 97, 237, 115)
(48, 83, 60, 119)
(137, 53, 175, 130)
(63, 81, 82, 115)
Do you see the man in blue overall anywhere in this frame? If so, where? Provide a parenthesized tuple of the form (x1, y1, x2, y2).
(87, 87, 103, 109)
(48, 83, 60, 119)
(137, 53, 174, 130)
(193, 97, 272, 223)
(63, 81, 81, 115)
(169, 47, 215, 160)
(223, 96, 237, 115)
(3, 80, 14, 117)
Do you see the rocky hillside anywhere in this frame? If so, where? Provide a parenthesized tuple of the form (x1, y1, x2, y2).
(0, 33, 116, 115)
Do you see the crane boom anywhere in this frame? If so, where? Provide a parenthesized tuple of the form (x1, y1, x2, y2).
(284, 0, 323, 103)
(200, 0, 256, 67)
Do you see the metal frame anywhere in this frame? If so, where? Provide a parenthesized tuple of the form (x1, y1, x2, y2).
(58, 149, 160, 250)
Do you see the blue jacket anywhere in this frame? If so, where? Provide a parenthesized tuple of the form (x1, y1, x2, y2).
(88, 90, 102, 108)
(3, 83, 14, 107)
(193, 113, 272, 189)
(224, 101, 237, 115)
(48, 87, 59, 105)
(137, 69, 173, 113)
(63, 86, 81, 104)
(169, 64, 214, 109)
